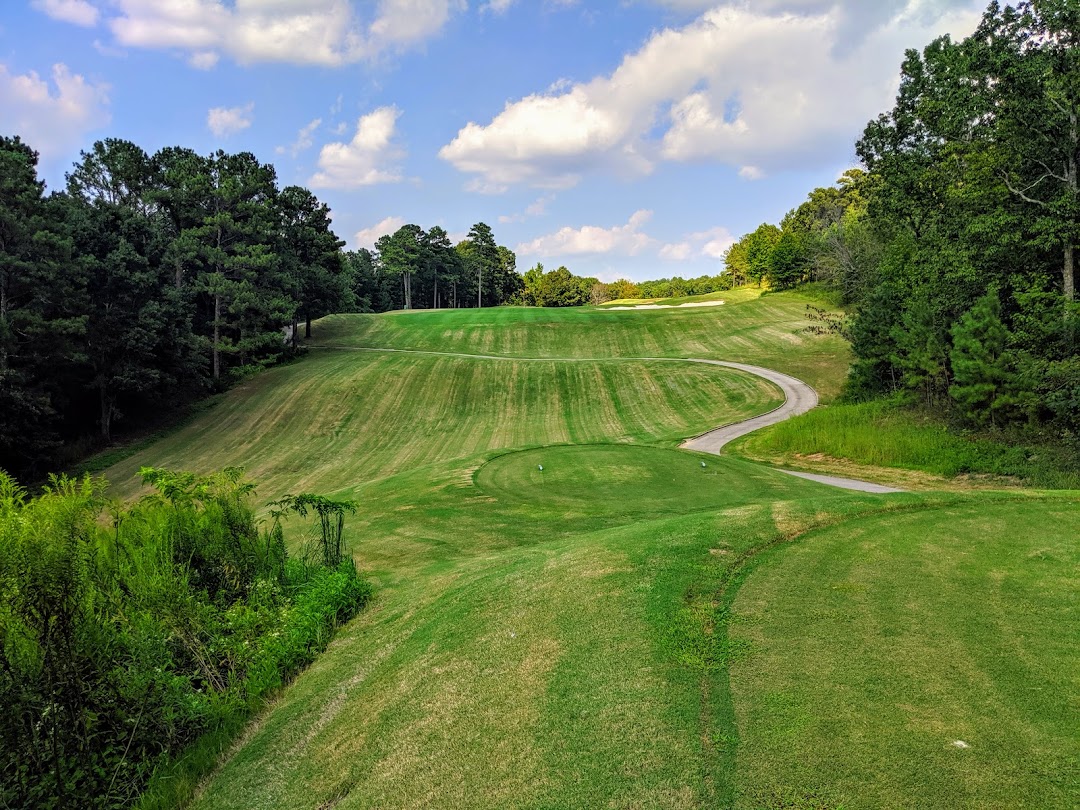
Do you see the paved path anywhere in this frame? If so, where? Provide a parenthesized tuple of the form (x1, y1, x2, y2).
(679, 360, 818, 453)
(311, 345, 903, 494)
(776, 469, 905, 494)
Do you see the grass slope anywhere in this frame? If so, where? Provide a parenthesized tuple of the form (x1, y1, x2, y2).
(103, 354, 780, 502)
(94, 293, 1078, 809)
(189, 452, 844, 810)
(308, 288, 850, 400)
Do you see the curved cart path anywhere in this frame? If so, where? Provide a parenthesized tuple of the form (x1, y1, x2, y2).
(310, 346, 904, 494)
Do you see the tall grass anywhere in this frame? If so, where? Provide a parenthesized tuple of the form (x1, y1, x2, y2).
(0, 467, 372, 809)
(744, 400, 1080, 489)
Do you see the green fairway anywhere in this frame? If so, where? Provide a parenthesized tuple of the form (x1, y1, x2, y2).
(730, 500, 1080, 809)
(308, 287, 850, 400)
(90, 296, 1079, 810)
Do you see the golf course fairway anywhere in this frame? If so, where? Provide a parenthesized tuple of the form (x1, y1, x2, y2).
(96, 290, 1076, 809)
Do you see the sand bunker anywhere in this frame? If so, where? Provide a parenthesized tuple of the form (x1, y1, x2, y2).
(604, 300, 725, 311)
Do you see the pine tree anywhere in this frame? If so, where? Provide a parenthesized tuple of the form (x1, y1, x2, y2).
(949, 291, 1014, 426)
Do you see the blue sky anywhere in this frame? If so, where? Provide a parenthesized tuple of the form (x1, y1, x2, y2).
(3, 0, 984, 281)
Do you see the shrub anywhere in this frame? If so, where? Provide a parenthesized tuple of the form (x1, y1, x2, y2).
(0, 467, 371, 808)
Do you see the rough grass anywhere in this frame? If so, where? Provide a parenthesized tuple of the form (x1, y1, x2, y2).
(730, 499, 1080, 809)
(738, 400, 1080, 489)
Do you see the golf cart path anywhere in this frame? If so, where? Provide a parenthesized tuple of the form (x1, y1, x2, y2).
(311, 345, 904, 494)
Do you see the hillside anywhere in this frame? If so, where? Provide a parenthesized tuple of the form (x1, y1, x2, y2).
(92, 291, 1078, 809)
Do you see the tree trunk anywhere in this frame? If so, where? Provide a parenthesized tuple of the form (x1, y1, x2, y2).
(477, 268, 482, 308)
(1066, 244, 1076, 302)
(0, 278, 7, 372)
(291, 312, 299, 349)
(213, 293, 221, 380)
(99, 383, 112, 441)
(305, 314, 312, 338)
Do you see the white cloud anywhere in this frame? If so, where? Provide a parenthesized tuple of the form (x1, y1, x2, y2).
(439, 1, 982, 189)
(659, 226, 735, 263)
(207, 102, 254, 137)
(482, 0, 515, 13)
(188, 51, 220, 70)
(738, 165, 765, 180)
(33, 0, 100, 27)
(517, 210, 656, 257)
(277, 118, 323, 157)
(658, 242, 692, 261)
(105, 0, 464, 68)
(498, 193, 555, 224)
(354, 215, 406, 247)
(700, 227, 736, 259)
(0, 62, 110, 161)
(309, 106, 405, 189)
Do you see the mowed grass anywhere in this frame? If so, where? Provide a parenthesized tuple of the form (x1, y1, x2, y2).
(95, 297, 1080, 809)
(103, 352, 781, 501)
(188, 448, 875, 810)
(730, 499, 1080, 809)
(309, 287, 850, 400)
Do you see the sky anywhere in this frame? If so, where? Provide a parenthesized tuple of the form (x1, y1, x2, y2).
(2, 0, 985, 282)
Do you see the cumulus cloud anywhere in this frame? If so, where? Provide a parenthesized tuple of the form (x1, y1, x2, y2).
(207, 103, 254, 137)
(440, 1, 981, 189)
(32, 0, 100, 27)
(188, 51, 220, 70)
(659, 226, 736, 263)
(309, 106, 405, 190)
(277, 118, 323, 157)
(354, 215, 406, 247)
(104, 0, 464, 68)
(0, 62, 110, 161)
(498, 193, 555, 224)
(517, 210, 656, 257)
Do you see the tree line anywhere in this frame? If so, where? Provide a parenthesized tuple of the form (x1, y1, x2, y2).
(347, 222, 521, 312)
(731, 0, 1079, 442)
(1, 136, 355, 481)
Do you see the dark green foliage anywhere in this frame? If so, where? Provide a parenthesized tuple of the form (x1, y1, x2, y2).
(892, 295, 950, 407)
(0, 467, 371, 809)
(356, 221, 516, 312)
(765, 230, 807, 290)
(949, 292, 1015, 426)
(0, 136, 351, 481)
(828, 1, 1080, 440)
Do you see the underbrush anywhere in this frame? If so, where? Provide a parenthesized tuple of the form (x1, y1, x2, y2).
(0, 467, 371, 809)
(741, 399, 1080, 489)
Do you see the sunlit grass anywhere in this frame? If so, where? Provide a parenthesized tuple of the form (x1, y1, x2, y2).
(738, 400, 1080, 489)
(98, 295, 1080, 810)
